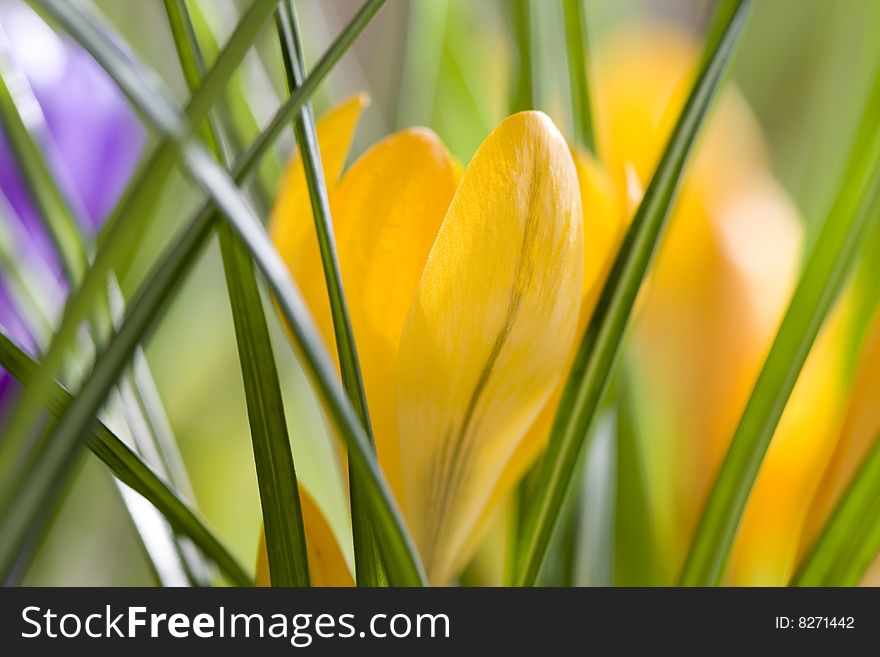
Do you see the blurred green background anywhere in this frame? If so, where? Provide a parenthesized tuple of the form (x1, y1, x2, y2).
(20, 0, 880, 585)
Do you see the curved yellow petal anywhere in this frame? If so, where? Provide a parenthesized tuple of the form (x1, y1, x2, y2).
(396, 111, 584, 584)
(330, 128, 459, 497)
(460, 149, 625, 564)
(726, 301, 850, 585)
(256, 487, 354, 587)
(269, 92, 370, 355)
(800, 308, 880, 559)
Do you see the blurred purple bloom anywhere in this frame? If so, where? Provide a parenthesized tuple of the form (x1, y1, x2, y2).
(0, 2, 144, 414)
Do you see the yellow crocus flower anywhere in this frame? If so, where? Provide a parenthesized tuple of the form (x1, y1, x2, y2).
(265, 95, 583, 585)
(259, 22, 848, 589)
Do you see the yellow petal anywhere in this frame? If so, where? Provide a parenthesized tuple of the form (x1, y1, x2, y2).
(269, 92, 370, 355)
(330, 128, 459, 496)
(459, 150, 625, 564)
(726, 300, 850, 585)
(799, 307, 880, 559)
(256, 486, 354, 587)
(396, 111, 584, 584)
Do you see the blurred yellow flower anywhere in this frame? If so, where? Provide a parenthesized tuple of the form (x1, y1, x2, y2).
(265, 96, 583, 585)
(589, 23, 850, 585)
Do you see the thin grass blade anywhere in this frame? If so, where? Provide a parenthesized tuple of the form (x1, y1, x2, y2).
(395, 0, 449, 128)
(514, 0, 751, 587)
(0, 331, 251, 586)
(276, 0, 385, 587)
(613, 366, 662, 585)
(164, 0, 309, 587)
(187, 0, 281, 213)
(0, 0, 279, 576)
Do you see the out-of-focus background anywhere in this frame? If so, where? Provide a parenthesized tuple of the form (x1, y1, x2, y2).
(8, 0, 880, 585)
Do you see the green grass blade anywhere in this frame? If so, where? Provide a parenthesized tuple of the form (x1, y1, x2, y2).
(0, 0, 279, 500)
(792, 432, 880, 586)
(164, 0, 309, 587)
(234, 0, 387, 194)
(679, 66, 880, 587)
(4, 0, 423, 586)
(276, 0, 385, 588)
(216, 237, 311, 587)
(613, 367, 662, 586)
(840, 496, 880, 585)
(187, 0, 281, 211)
(0, 331, 252, 586)
(514, 0, 751, 587)
(562, 0, 595, 153)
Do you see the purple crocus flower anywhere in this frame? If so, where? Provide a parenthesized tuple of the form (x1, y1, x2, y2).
(0, 1, 144, 414)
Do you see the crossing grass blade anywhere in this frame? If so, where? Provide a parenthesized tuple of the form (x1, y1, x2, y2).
(0, 331, 252, 586)
(275, 0, 385, 587)
(514, 0, 752, 587)
(186, 0, 281, 212)
(0, 24, 213, 584)
(679, 63, 880, 587)
(0, 0, 280, 510)
(792, 432, 880, 586)
(164, 0, 309, 587)
(613, 366, 662, 586)
(4, 0, 424, 586)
